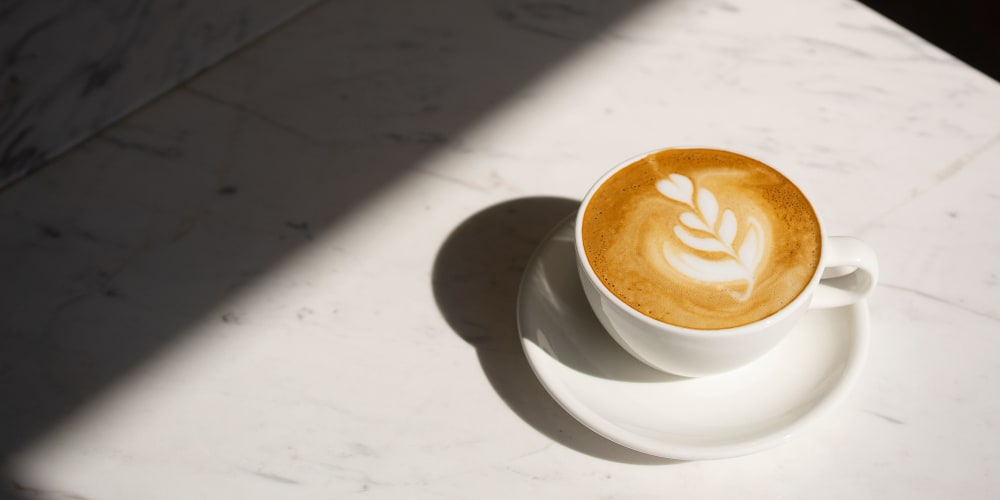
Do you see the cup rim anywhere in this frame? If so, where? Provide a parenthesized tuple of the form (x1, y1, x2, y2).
(574, 146, 828, 338)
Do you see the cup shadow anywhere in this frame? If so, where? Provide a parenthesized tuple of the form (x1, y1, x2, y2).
(518, 217, 684, 384)
(431, 197, 678, 465)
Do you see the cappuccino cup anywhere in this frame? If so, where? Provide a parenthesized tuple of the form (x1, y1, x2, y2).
(575, 147, 877, 377)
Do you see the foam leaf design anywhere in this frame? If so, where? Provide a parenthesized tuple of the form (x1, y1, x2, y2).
(654, 174, 765, 301)
(679, 212, 709, 232)
(696, 188, 719, 229)
(673, 225, 727, 253)
(663, 252, 749, 284)
(738, 220, 763, 271)
(718, 209, 737, 246)
(655, 174, 694, 206)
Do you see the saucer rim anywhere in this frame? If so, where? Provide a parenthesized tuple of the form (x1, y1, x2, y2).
(516, 217, 870, 461)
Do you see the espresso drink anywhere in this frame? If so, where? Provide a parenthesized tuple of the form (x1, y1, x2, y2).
(581, 148, 821, 330)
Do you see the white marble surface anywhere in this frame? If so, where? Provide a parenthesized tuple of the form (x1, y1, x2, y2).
(0, 0, 317, 186)
(2, 0, 999, 498)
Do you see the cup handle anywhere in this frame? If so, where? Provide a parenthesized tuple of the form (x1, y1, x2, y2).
(810, 236, 879, 309)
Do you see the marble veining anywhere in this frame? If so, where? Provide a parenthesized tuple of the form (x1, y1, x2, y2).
(1, 0, 999, 498)
(0, 0, 318, 187)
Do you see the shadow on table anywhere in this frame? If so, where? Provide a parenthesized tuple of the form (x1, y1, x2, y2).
(432, 197, 678, 465)
(0, 0, 656, 489)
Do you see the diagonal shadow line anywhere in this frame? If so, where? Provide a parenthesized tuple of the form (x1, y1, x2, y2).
(0, 0, 657, 480)
(431, 197, 679, 464)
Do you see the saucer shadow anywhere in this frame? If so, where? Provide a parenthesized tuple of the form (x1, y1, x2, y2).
(432, 197, 678, 465)
(517, 218, 684, 384)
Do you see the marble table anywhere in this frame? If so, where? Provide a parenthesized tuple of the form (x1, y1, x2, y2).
(2, 0, 998, 498)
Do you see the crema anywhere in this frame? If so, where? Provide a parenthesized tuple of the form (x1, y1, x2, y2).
(581, 148, 821, 330)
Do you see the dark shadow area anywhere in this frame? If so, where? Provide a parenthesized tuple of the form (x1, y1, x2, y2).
(859, 0, 1000, 81)
(516, 213, 683, 383)
(432, 197, 678, 464)
(0, 0, 655, 481)
(0, 0, 318, 188)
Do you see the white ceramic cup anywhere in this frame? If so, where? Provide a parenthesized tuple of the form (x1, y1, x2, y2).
(575, 148, 878, 377)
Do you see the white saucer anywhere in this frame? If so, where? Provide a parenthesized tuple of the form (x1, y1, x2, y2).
(517, 217, 869, 460)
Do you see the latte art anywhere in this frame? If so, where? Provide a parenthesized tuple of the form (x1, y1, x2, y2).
(655, 173, 764, 301)
(581, 148, 822, 330)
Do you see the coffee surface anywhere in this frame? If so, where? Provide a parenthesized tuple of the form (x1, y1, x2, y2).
(582, 148, 821, 330)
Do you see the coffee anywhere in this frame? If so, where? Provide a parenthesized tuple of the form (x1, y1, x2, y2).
(581, 148, 821, 330)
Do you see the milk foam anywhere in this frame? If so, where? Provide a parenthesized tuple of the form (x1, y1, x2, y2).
(656, 174, 765, 301)
(581, 148, 822, 330)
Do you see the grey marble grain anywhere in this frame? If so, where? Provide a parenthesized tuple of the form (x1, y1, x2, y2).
(0, 0, 317, 187)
